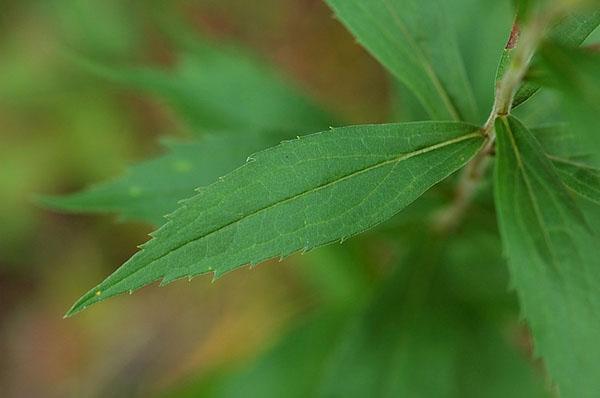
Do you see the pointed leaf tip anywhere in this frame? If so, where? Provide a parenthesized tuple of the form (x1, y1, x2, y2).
(68, 122, 484, 315)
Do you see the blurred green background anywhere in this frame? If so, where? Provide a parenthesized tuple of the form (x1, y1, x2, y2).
(0, 1, 393, 396)
(1, 1, 551, 397)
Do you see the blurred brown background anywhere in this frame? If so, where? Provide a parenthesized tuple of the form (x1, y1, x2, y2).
(0, 1, 394, 396)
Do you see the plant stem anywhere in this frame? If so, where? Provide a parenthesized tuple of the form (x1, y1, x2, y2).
(433, 4, 567, 233)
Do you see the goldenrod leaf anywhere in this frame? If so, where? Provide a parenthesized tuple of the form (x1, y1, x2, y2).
(494, 115, 600, 396)
(66, 122, 484, 316)
(326, 0, 478, 121)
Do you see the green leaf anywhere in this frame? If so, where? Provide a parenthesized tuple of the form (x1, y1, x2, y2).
(534, 43, 600, 163)
(326, 0, 478, 121)
(450, 0, 514, 121)
(74, 44, 333, 134)
(531, 124, 600, 205)
(40, 133, 274, 225)
(169, 233, 545, 398)
(297, 246, 373, 307)
(495, 8, 600, 108)
(317, 241, 546, 398)
(550, 157, 600, 206)
(494, 115, 600, 397)
(388, 0, 513, 123)
(531, 124, 589, 161)
(65, 121, 484, 316)
(46, 39, 334, 224)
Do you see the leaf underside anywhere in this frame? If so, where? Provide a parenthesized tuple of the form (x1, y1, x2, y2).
(66, 121, 484, 316)
(494, 115, 600, 397)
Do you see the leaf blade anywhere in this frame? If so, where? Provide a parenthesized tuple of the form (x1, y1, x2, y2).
(317, 239, 546, 398)
(73, 46, 333, 134)
(550, 157, 600, 205)
(530, 124, 600, 205)
(40, 134, 274, 225)
(494, 115, 600, 396)
(326, 0, 478, 121)
(534, 43, 600, 164)
(66, 121, 484, 316)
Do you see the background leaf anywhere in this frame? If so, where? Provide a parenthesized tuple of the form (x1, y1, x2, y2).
(532, 124, 589, 161)
(326, 0, 478, 121)
(73, 43, 334, 135)
(161, 311, 348, 398)
(533, 43, 600, 163)
(388, 0, 513, 124)
(66, 121, 484, 316)
(532, 124, 600, 205)
(40, 133, 274, 225)
(494, 115, 600, 397)
(550, 157, 600, 205)
(161, 229, 545, 398)
(450, 0, 514, 121)
(44, 38, 336, 224)
(316, 239, 546, 398)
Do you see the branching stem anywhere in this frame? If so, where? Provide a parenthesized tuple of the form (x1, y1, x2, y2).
(433, 2, 573, 233)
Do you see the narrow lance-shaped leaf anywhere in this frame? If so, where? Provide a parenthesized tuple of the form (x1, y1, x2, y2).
(494, 115, 600, 397)
(40, 133, 276, 225)
(47, 40, 333, 224)
(495, 8, 600, 108)
(449, 0, 514, 119)
(66, 121, 484, 316)
(326, 0, 478, 122)
(390, 0, 514, 123)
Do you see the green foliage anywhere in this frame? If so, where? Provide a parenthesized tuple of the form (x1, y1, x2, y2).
(162, 231, 545, 398)
(494, 115, 600, 397)
(65, 122, 484, 316)
(495, 9, 600, 108)
(535, 42, 600, 162)
(73, 43, 333, 134)
(551, 158, 600, 205)
(41, 134, 275, 225)
(532, 124, 600, 203)
(326, 0, 478, 121)
(532, 124, 588, 160)
(43, 1, 600, 396)
(317, 244, 546, 398)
